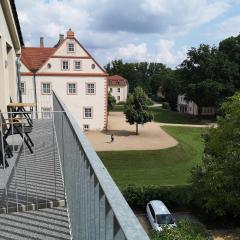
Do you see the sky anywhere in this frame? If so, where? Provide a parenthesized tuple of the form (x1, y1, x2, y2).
(15, 0, 240, 68)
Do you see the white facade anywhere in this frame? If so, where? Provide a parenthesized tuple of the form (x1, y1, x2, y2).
(0, 1, 22, 112)
(21, 30, 108, 130)
(108, 85, 128, 103)
(177, 95, 216, 116)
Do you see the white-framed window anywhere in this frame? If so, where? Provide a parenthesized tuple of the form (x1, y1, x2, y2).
(41, 83, 51, 95)
(83, 107, 93, 119)
(67, 83, 77, 94)
(117, 88, 120, 93)
(62, 60, 70, 70)
(74, 61, 81, 70)
(117, 96, 120, 101)
(109, 88, 112, 92)
(42, 107, 52, 119)
(83, 124, 90, 131)
(20, 82, 26, 95)
(86, 83, 95, 94)
(67, 43, 75, 52)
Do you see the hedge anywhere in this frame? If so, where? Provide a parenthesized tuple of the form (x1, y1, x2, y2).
(122, 185, 193, 210)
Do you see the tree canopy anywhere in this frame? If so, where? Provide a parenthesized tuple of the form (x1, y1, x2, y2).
(191, 92, 240, 222)
(177, 44, 238, 116)
(105, 34, 240, 114)
(124, 87, 153, 134)
(105, 60, 172, 94)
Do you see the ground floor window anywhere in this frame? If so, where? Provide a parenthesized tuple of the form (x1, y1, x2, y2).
(83, 107, 93, 119)
(117, 96, 120, 101)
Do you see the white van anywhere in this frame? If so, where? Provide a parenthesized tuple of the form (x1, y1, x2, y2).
(146, 200, 176, 231)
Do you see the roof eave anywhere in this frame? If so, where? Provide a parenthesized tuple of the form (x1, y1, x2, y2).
(1, 0, 24, 52)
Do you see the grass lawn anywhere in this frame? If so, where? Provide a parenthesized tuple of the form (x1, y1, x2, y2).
(111, 105, 215, 124)
(111, 105, 124, 112)
(98, 126, 204, 188)
(151, 107, 213, 124)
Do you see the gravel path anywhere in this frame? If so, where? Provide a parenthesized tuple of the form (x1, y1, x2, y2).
(85, 112, 178, 151)
(159, 122, 217, 128)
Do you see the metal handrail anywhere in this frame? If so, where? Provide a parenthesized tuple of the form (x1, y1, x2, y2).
(53, 91, 149, 240)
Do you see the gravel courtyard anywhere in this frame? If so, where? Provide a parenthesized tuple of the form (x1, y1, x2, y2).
(85, 112, 178, 151)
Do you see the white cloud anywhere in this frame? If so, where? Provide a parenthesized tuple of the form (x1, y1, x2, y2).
(15, 0, 236, 67)
(154, 39, 187, 66)
(117, 43, 148, 62)
(203, 15, 240, 41)
(140, 0, 230, 34)
(93, 40, 187, 68)
(217, 15, 240, 38)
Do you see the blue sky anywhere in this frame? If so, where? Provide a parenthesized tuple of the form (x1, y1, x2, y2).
(16, 0, 240, 68)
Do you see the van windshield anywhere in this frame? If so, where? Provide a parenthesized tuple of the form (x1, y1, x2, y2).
(156, 214, 174, 225)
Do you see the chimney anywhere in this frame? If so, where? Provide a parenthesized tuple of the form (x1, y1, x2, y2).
(40, 37, 44, 47)
(67, 28, 74, 39)
(59, 34, 64, 43)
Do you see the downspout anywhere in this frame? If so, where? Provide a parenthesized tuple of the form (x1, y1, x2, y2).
(16, 56, 22, 102)
(32, 70, 38, 119)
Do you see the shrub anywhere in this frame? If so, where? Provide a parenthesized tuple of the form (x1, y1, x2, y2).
(162, 102, 170, 109)
(149, 220, 212, 240)
(191, 92, 240, 225)
(116, 101, 125, 105)
(146, 98, 154, 106)
(152, 96, 165, 103)
(122, 185, 192, 210)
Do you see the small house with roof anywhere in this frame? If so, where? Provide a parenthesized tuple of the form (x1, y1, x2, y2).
(107, 75, 128, 103)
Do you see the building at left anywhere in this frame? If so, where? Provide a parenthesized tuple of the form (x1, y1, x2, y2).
(0, 0, 24, 111)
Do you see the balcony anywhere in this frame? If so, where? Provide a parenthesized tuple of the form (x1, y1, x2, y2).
(0, 92, 149, 240)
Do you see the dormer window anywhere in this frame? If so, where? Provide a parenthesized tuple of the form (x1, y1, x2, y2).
(67, 43, 74, 52)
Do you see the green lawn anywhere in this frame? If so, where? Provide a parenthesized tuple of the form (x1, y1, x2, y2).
(111, 105, 215, 124)
(98, 126, 204, 187)
(111, 105, 124, 112)
(151, 107, 205, 124)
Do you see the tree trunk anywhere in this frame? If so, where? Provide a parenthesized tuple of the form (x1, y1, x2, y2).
(136, 123, 139, 135)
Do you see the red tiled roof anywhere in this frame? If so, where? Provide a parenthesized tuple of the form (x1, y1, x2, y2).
(21, 47, 56, 71)
(107, 75, 128, 86)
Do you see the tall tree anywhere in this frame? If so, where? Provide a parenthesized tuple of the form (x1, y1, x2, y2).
(161, 70, 179, 110)
(191, 92, 240, 221)
(108, 92, 116, 111)
(105, 60, 172, 96)
(219, 34, 240, 89)
(178, 44, 237, 117)
(124, 87, 153, 134)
